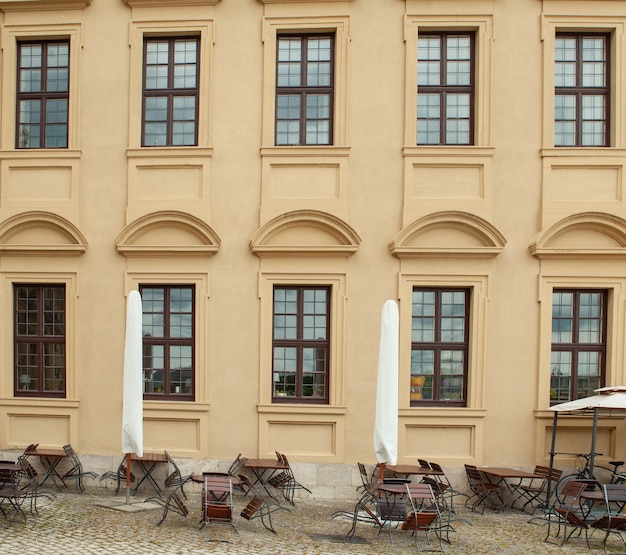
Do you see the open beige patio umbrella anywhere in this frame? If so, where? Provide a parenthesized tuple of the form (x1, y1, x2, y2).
(545, 386, 626, 508)
(373, 300, 399, 479)
(121, 290, 143, 504)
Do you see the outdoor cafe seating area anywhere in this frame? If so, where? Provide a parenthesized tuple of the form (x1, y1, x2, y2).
(4, 447, 626, 553)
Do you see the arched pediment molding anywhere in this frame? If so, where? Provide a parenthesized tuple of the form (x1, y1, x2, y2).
(250, 210, 361, 257)
(390, 211, 506, 258)
(0, 211, 87, 255)
(530, 212, 626, 259)
(116, 211, 221, 257)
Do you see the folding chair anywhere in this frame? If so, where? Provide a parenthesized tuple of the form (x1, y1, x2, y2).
(590, 484, 626, 553)
(164, 450, 191, 500)
(403, 483, 450, 552)
(544, 480, 591, 548)
(100, 456, 136, 494)
(516, 465, 562, 514)
(331, 462, 383, 539)
(150, 475, 192, 527)
(270, 452, 311, 505)
(0, 466, 29, 522)
(238, 473, 290, 533)
(464, 464, 506, 514)
(200, 473, 237, 542)
(61, 444, 98, 493)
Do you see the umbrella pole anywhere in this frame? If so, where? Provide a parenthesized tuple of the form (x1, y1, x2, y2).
(378, 462, 386, 482)
(125, 452, 131, 505)
(545, 411, 558, 510)
(589, 407, 599, 478)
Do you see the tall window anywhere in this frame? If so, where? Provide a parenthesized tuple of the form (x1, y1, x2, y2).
(411, 288, 469, 406)
(16, 40, 69, 149)
(555, 33, 609, 147)
(14, 284, 66, 397)
(142, 37, 199, 147)
(551, 289, 607, 403)
(275, 34, 334, 146)
(272, 286, 330, 403)
(417, 32, 474, 145)
(140, 285, 194, 400)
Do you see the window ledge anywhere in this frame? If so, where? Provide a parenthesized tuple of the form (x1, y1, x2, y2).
(261, 146, 350, 158)
(0, 397, 80, 409)
(403, 146, 495, 158)
(0, 149, 81, 161)
(127, 147, 213, 159)
(0, 0, 90, 10)
(123, 0, 218, 6)
(258, 403, 347, 416)
(399, 407, 486, 418)
(541, 148, 626, 158)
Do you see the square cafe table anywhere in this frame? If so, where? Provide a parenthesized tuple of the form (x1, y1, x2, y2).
(243, 458, 289, 498)
(478, 466, 541, 510)
(131, 452, 169, 496)
(26, 447, 68, 491)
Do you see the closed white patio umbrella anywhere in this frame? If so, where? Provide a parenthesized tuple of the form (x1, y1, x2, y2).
(121, 290, 143, 504)
(373, 300, 399, 479)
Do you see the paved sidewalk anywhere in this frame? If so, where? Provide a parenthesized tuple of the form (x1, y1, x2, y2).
(0, 487, 614, 554)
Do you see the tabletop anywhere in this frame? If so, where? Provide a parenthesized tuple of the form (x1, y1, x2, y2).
(477, 467, 540, 479)
(130, 452, 168, 463)
(28, 448, 67, 458)
(387, 464, 443, 476)
(244, 458, 288, 470)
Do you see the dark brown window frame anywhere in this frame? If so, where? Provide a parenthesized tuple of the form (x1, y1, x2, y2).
(141, 36, 200, 147)
(14, 284, 66, 398)
(272, 285, 330, 404)
(410, 287, 470, 407)
(16, 39, 70, 149)
(140, 284, 195, 401)
(550, 289, 607, 404)
(275, 33, 335, 146)
(417, 31, 475, 146)
(555, 32, 610, 147)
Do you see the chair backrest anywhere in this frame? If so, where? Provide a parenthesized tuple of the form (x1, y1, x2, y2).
(63, 444, 81, 468)
(418, 459, 432, 470)
(558, 480, 587, 510)
(603, 484, 626, 504)
(227, 453, 247, 477)
(464, 465, 483, 486)
(532, 465, 551, 478)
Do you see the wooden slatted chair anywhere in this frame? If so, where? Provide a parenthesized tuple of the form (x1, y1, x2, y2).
(590, 484, 626, 553)
(238, 473, 290, 533)
(201, 473, 237, 542)
(544, 480, 591, 548)
(403, 483, 450, 552)
(464, 465, 506, 514)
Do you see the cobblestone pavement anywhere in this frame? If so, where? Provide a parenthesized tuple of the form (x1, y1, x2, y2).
(0, 486, 617, 554)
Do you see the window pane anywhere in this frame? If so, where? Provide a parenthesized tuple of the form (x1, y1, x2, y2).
(551, 351, 571, 402)
(18, 100, 41, 148)
(173, 39, 198, 89)
(145, 41, 169, 89)
(307, 38, 332, 87)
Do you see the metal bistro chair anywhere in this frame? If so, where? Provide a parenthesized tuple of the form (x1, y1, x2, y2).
(201, 473, 237, 543)
(516, 465, 562, 514)
(544, 479, 591, 549)
(269, 452, 311, 505)
(61, 444, 98, 493)
(464, 465, 506, 514)
(331, 463, 384, 539)
(238, 473, 290, 533)
(164, 450, 192, 500)
(402, 483, 450, 552)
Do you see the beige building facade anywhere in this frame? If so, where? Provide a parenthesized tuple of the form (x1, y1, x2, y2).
(0, 0, 626, 497)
